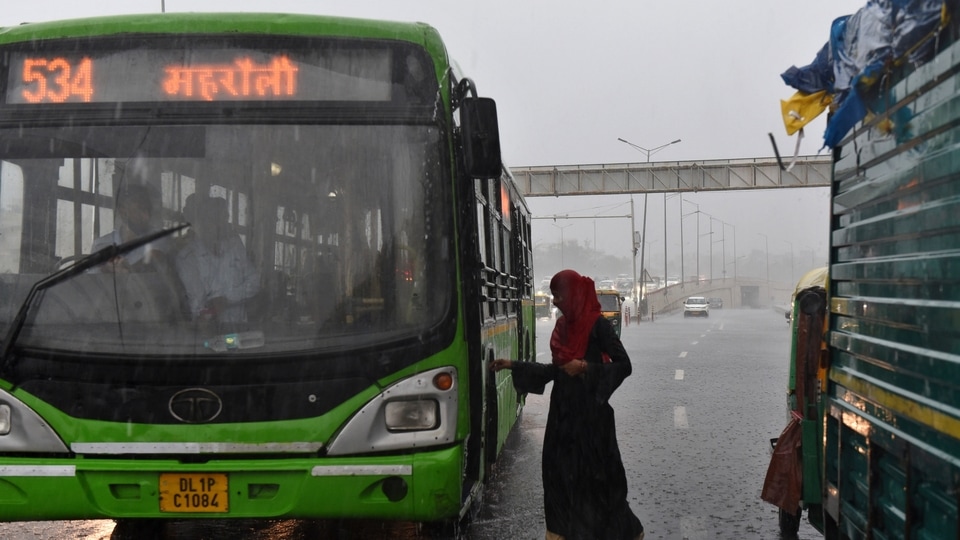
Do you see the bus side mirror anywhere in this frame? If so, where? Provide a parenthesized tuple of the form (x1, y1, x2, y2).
(459, 97, 502, 179)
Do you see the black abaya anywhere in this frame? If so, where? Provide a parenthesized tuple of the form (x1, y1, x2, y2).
(511, 316, 644, 540)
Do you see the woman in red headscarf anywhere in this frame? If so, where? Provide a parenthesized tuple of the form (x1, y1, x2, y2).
(491, 269, 644, 540)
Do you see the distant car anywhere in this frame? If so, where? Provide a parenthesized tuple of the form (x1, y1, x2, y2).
(683, 296, 710, 318)
(614, 278, 634, 298)
(708, 297, 724, 309)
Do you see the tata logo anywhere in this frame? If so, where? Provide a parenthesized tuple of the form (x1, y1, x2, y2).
(169, 388, 223, 424)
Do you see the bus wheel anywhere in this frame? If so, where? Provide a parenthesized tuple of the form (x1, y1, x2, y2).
(421, 517, 464, 539)
(778, 507, 801, 535)
(111, 519, 167, 540)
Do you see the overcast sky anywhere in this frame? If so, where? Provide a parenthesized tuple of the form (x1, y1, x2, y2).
(3, 1, 867, 275)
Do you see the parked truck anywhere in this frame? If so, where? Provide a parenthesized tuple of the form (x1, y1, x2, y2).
(765, 1, 960, 538)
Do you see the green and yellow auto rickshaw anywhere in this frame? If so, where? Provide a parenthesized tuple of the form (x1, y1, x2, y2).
(762, 267, 828, 535)
(535, 291, 552, 319)
(596, 289, 624, 337)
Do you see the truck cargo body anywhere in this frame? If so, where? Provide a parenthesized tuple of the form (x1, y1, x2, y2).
(825, 13, 960, 538)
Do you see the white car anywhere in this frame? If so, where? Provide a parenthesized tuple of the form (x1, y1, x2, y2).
(683, 296, 710, 318)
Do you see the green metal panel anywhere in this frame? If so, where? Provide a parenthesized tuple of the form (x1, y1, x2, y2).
(800, 419, 821, 503)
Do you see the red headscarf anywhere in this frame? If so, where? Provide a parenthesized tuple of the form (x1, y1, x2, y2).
(549, 269, 601, 366)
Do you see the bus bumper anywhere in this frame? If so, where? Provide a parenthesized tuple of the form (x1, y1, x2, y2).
(0, 445, 464, 522)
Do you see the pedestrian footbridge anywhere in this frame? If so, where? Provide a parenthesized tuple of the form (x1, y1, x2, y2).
(511, 155, 830, 197)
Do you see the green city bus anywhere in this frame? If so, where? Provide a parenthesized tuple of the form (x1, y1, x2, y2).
(0, 12, 535, 531)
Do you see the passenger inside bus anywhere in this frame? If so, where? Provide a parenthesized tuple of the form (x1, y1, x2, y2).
(297, 245, 340, 327)
(90, 183, 170, 273)
(174, 194, 260, 324)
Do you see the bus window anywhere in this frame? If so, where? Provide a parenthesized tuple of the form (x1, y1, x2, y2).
(0, 162, 24, 273)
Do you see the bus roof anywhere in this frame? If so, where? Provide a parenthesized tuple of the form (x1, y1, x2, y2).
(0, 12, 447, 60)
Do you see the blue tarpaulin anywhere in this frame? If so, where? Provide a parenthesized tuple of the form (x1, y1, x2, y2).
(780, 0, 945, 149)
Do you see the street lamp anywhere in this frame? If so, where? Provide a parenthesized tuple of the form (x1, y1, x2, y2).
(551, 222, 572, 268)
(630, 196, 640, 316)
(758, 233, 770, 305)
(618, 137, 682, 314)
(700, 222, 713, 281)
(617, 137, 683, 161)
(664, 192, 683, 291)
(693, 209, 713, 280)
(664, 193, 669, 292)
(784, 240, 795, 285)
(682, 199, 701, 284)
(725, 221, 737, 281)
(709, 216, 725, 280)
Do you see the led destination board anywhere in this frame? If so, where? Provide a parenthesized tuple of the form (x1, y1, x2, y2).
(5, 47, 396, 104)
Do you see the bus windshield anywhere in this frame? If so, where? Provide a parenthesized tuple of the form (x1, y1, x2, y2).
(0, 122, 453, 356)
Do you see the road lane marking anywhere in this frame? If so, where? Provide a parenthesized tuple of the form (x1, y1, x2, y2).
(691, 341, 698, 345)
(675, 369, 684, 380)
(674, 406, 688, 429)
(678, 351, 687, 358)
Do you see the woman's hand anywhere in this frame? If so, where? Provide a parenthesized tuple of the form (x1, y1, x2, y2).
(490, 359, 513, 372)
(560, 359, 588, 377)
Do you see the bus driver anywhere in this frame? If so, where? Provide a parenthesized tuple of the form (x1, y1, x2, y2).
(174, 194, 260, 323)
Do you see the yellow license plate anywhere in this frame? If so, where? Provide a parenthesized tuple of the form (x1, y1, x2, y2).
(159, 473, 229, 513)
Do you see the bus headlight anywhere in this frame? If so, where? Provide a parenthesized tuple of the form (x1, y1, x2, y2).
(0, 404, 10, 435)
(0, 390, 68, 452)
(326, 366, 458, 455)
(385, 400, 439, 432)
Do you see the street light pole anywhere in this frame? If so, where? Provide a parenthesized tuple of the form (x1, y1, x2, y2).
(727, 222, 737, 281)
(663, 192, 682, 291)
(706, 216, 714, 281)
(727, 223, 741, 306)
(630, 197, 638, 316)
(639, 195, 648, 316)
(679, 196, 685, 287)
(784, 240, 795, 285)
(617, 137, 682, 161)
(617, 137, 681, 311)
(759, 233, 770, 305)
(711, 216, 725, 280)
(683, 199, 700, 284)
(551, 222, 572, 268)
(698, 210, 713, 281)
(664, 193, 668, 291)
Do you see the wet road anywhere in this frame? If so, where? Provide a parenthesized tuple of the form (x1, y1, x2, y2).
(471, 307, 823, 540)
(0, 308, 822, 539)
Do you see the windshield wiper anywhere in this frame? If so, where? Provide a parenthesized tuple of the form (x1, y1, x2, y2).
(0, 224, 189, 376)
